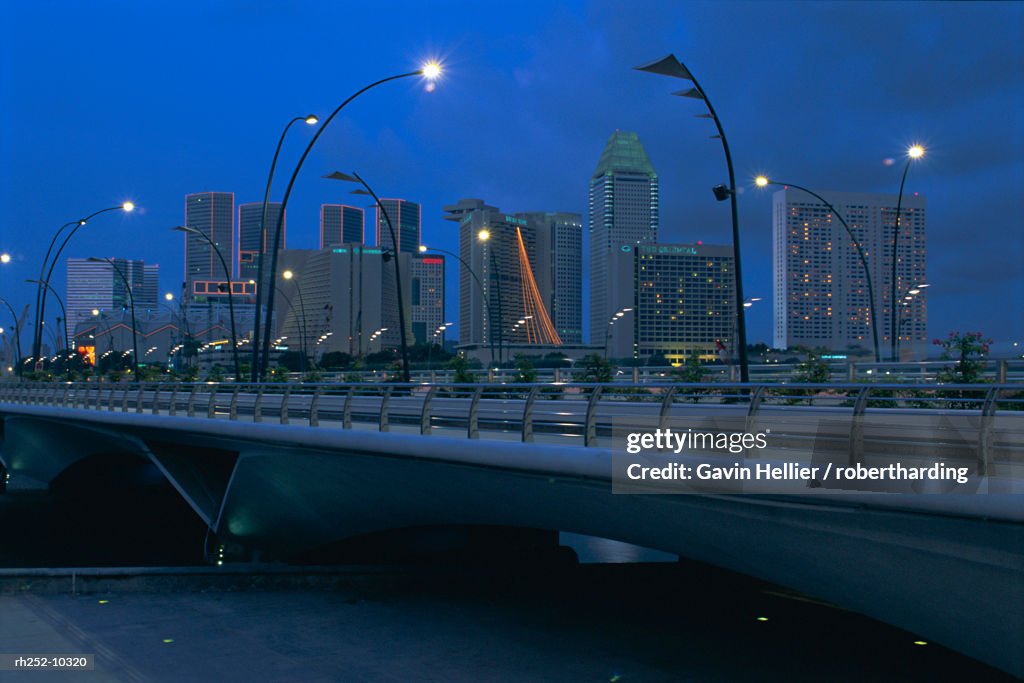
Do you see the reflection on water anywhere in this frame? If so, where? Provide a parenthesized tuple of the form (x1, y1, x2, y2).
(560, 532, 677, 563)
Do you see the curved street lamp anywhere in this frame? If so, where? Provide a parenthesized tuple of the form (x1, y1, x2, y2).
(174, 225, 241, 381)
(280, 269, 310, 372)
(755, 176, 881, 362)
(418, 244, 496, 367)
(0, 296, 23, 377)
(257, 62, 442, 381)
(604, 307, 634, 359)
(32, 202, 135, 366)
(325, 172, 412, 382)
(87, 257, 139, 381)
(636, 54, 749, 382)
(25, 279, 71, 378)
(890, 144, 925, 361)
(249, 113, 318, 382)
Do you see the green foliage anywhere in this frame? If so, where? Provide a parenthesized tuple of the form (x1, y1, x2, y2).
(319, 351, 354, 371)
(794, 348, 830, 383)
(205, 365, 225, 383)
(269, 366, 290, 383)
(276, 350, 308, 372)
(672, 353, 706, 383)
(934, 331, 992, 384)
(514, 358, 538, 384)
(448, 355, 476, 384)
(578, 354, 614, 383)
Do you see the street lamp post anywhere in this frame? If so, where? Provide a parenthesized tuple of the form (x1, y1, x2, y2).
(428, 322, 453, 370)
(25, 279, 71, 378)
(636, 54, 749, 383)
(0, 297, 23, 377)
(755, 176, 881, 362)
(280, 270, 309, 372)
(325, 172, 412, 383)
(604, 307, 634, 359)
(257, 63, 442, 381)
(32, 202, 135, 367)
(88, 258, 139, 381)
(418, 244, 496, 367)
(249, 113, 319, 383)
(174, 226, 241, 381)
(895, 283, 929, 360)
(476, 229, 504, 366)
(890, 145, 925, 361)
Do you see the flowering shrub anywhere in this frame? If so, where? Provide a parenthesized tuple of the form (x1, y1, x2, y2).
(933, 331, 992, 384)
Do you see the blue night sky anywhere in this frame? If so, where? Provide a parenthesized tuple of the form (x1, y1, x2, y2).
(1, 1, 1022, 353)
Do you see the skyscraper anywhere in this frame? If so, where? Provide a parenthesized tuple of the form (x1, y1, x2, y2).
(589, 131, 659, 344)
(772, 189, 927, 359)
(185, 192, 234, 302)
(444, 199, 559, 353)
(411, 254, 445, 345)
(238, 202, 285, 288)
(609, 243, 735, 361)
(320, 204, 364, 248)
(516, 212, 583, 344)
(376, 199, 420, 254)
(65, 258, 159, 342)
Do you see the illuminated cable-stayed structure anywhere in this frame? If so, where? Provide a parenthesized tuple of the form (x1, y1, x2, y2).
(516, 228, 561, 345)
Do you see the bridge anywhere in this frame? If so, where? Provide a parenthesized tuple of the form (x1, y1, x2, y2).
(1, 380, 1022, 677)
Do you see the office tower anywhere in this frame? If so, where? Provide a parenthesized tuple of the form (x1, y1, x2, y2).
(516, 211, 583, 344)
(608, 244, 735, 361)
(184, 192, 234, 302)
(238, 202, 285, 288)
(411, 254, 445, 345)
(320, 204, 364, 248)
(275, 245, 410, 358)
(772, 189, 927, 359)
(443, 200, 559, 352)
(65, 258, 159, 343)
(588, 131, 659, 345)
(376, 199, 421, 254)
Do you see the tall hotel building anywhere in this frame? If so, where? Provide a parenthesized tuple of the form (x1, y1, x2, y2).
(772, 189, 927, 359)
(376, 199, 420, 254)
(411, 254, 446, 345)
(65, 258, 159, 342)
(589, 131, 659, 346)
(612, 244, 735, 361)
(184, 192, 235, 302)
(516, 212, 583, 344)
(238, 201, 285, 288)
(321, 204, 364, 248)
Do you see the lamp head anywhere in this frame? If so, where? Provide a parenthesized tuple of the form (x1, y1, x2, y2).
(712, 184, 732, 202)
(421, 61, 442, 80)
(0, 253, 10, 264)
(477, 229, 490, 242)
(755, 176, 769, 187)
(282, 270, 294, 280)
(164, 292, 174, 301)
(907, 145, 925, 159)
(92, 309, 100, 316)
(122, 201, 135, 212)
(304, 114, 319, 125)
(418, 245, 427, 253)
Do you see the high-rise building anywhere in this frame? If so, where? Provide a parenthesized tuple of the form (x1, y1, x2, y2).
(588, 131, 659, 345)
(411, 254, 445, 345)
(65, 258, 159, 343)
(321, 204, 364, 248)
(185, 192, 234, 302)
(609, 243, 735, 361)
(275, 245, 410, 358)
(443, 199, 559, 353)
(238, 202, 285, 288)
(376, 199, 420, 254)
(771, 189, 927, 359)
(516, 212, 583, 344)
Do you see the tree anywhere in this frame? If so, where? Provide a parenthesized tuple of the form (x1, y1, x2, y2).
(578, 354, 613, 383)
(793, 348, 830, 383)
(514, 358, 538, 384)
(672, 353, 706, 383)
(320, 351, 354, 371)
(448, 355, 476, 384)
(934, 331, 992, 384)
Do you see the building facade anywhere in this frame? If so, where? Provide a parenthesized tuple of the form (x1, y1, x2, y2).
(771, 189, 927, 359)
(320, 204, 364, 248)
(516, 211, 583, 344)
(376, 199, 420, 254)
(588, 131, 659, 346)
(65, 258, 159, 345)
(609, 243, 735, 362)
(184, 192, 235, 302)
(411, 254, 446, 346)
(238, 201, 285, 287)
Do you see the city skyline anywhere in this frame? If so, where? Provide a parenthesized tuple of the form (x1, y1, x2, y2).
(1, 2, 1021, 354)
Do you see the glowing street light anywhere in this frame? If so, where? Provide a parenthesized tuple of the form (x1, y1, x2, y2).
(0, 253, 10, 264)
(87, 257, 139, 381)
(890, 144, 926, 361)
(418, 243, 496, 366)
